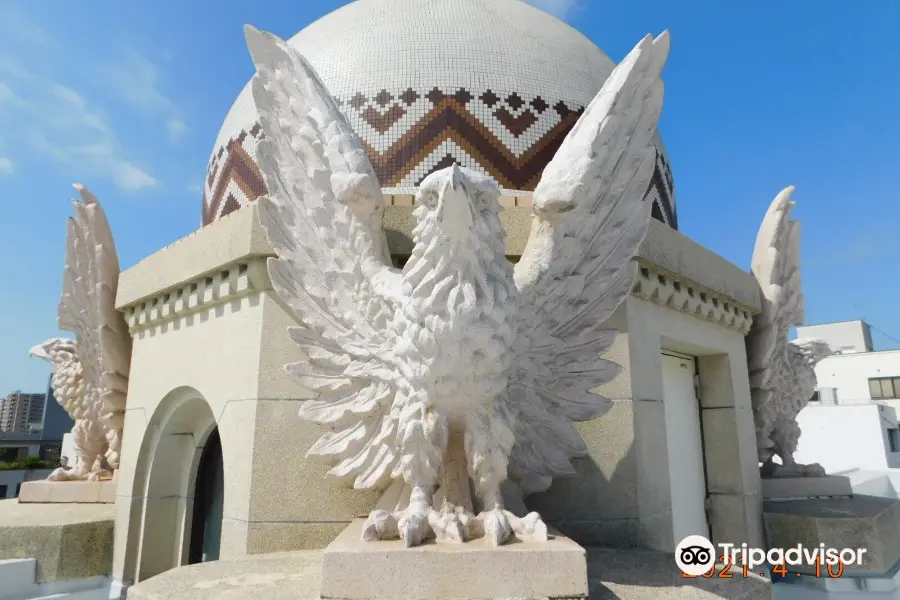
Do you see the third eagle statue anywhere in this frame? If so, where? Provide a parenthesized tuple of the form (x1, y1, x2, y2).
(244, 25, 669, 547)
(746, 187, 833, 478)
(30, 185, 131, 481)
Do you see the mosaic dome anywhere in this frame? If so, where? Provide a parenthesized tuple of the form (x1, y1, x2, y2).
(202, 0, 677, 229)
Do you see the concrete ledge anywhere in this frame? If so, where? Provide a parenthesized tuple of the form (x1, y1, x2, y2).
(18, 480, 116, 504)
(763, 495, 900, 576)
(761, 476, 853, 500)
(126, 547, 771, 600)
(0, 499, 113, 583)
(636, 220, 761, 312)
(385, 208, 761, 313)
(120, 203, 761, 320)
(116, 202, 274, 309)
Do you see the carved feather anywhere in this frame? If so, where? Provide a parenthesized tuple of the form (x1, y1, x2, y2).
(506, 32, 670, 494)
(745, 187, 830, 464)
(55, 184, 131, 468)
(746, 186, 803, 393)
(245, 26, 403, 490)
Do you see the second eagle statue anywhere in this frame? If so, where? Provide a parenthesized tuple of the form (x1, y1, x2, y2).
(244, 25, 670, 547)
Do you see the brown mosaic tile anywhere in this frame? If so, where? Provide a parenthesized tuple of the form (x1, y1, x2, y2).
(506, 92, 524, 111)
(493, 107, 538, 137)
(480, 89, 499, 107)
(454, 88, 473, 105)
(202, 134, 268, 226)
(362, 105, 407, 134)
(648, 158, 677, 228)
(374, 89, 393, 107)
(530, 96, 548, 114)
(203, 85, 676, 231)
(360, 97, 585, 190)
(554, 100, 572, 118)
(221, 193, 241, 218)
(416, 154, 458, 185)
(349, 92, 367, 109)
(400, 88, 419, 105)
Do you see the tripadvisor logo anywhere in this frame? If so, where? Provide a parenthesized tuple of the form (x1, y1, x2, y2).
(675, 535, 867, 577)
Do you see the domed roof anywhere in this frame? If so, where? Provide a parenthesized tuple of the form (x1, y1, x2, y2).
(202, 0, 677, 229)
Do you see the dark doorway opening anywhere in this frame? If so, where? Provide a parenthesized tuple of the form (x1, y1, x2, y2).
(188, 427, 224, 564)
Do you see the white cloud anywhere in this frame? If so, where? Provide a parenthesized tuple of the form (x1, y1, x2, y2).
(103, 52, 174, 113)
(114, 162, 157, 190)
(0, 7, 61, 51)
(103, 52, 187, 141)
(166, 118, 187, 140)
(525, 0, 579, 19)
(186, 182, 203, 194)
(0, 157, 14, 174)
(0, 20, 159, 192)
(0, 82, 14, 103)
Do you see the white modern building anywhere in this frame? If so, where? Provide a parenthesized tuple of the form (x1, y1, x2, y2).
(793, 320, 900, 473)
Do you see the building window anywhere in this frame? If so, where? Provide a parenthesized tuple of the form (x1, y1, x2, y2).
(890, 429, 900, 453)
(0, 485, 6, 498)
(869, 377, 900, 400)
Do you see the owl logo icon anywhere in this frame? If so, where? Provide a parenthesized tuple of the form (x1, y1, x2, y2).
(675, 535, 716, 576)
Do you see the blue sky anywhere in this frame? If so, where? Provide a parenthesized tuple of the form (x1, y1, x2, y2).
(2, 0, 899, 393)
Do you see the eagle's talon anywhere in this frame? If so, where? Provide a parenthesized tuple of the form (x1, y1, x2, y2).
(362, 509, 398, 541)
(515, 511, 548, 541)
(430, 506, 473, 543)
(478, 507, 512, 547)
(48, 467, 71, 482)
(398, 503, 435, 547)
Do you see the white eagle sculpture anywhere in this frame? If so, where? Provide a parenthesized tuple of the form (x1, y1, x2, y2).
(29, 185, 131, 481)
(746, 186, 832, 478)
(244, 25, 669, 547)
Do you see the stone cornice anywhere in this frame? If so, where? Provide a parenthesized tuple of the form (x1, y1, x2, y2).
(120, 259, 270, 334)
(632, 259, 757, 334)
(116, 204, 273, 311)
(117, 201, 762, 337)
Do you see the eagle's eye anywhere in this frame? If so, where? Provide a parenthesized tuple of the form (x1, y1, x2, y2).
(418, 190, 438, 210)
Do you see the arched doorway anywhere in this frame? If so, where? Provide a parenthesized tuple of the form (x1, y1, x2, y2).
(131, 389, 218, 583)
(188, 427, 224, 563)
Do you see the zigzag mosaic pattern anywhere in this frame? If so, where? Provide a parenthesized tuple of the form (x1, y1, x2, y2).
(202, 87, 677, 229)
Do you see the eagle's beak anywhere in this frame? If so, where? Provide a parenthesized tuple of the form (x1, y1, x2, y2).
(450, 163, 462, 191)
(29, 344, 49, 360)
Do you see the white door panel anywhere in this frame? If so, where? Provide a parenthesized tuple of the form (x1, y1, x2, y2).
(662, 353, 709, 543)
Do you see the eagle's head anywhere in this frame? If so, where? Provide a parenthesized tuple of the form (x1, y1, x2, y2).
(791, 337, 833, 366)
(29, 337, 77, 372)
(413, 164, 503, 253)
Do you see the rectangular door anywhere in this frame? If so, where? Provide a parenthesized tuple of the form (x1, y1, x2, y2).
(662, 352, 710, 543)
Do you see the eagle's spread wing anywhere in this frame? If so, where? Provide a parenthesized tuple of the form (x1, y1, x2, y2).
(246, 27, 404, 490)
(745, 186, 804, 456)
(58, 185, 131, 465)
(505, 33, 669, 494)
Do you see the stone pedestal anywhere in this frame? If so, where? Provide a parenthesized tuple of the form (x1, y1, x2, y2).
(125, 546, 771, 600)
(763, 495, 900, 576)
(321, 519, 588, 600)
(0, 499, 114, 584)
(18, 480, 116, 504)
(761, 475, 852, 500)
